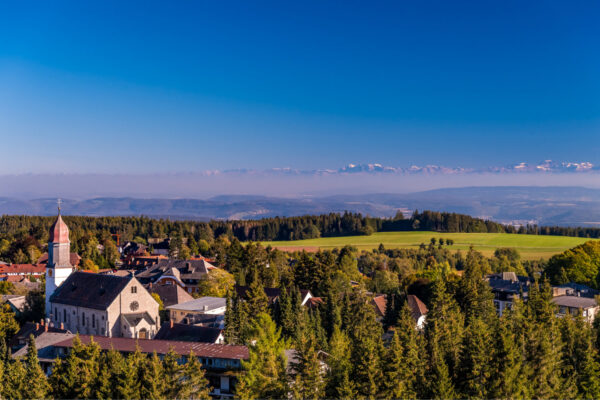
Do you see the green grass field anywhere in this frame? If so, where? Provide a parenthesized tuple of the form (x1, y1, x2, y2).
(262, 231, 599, 260)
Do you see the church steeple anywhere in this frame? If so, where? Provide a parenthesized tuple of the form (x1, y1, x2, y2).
(46, 201, 74, 317)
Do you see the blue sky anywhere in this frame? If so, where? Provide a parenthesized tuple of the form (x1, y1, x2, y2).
(1, 1, 599, 173)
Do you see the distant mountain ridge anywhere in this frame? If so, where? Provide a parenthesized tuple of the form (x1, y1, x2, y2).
(1, 186, 599, 227)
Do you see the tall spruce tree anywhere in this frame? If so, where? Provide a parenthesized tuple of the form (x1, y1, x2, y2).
(140, 352, 165, 400)
(24, 334, 50, 399)
(179, 352, 212, 400)
(425, 276, 465, 381)
(458, 316, 493, 398)
(290, 318, 325, 400)
(236, 313, 289, 399)
(325, 325, 354, 398)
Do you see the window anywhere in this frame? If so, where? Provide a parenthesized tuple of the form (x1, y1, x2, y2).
(63, 309, 66, 321)
(55, 308, 58, 321)
(92, 314, 95, 328)
(131, 286, 137, 294)
(82, 312, 85, 326)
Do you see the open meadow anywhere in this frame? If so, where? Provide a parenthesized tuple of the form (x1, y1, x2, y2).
(262, 231, 599, 260)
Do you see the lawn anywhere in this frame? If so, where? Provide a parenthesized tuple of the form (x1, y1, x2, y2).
(262, 231, 598, 260)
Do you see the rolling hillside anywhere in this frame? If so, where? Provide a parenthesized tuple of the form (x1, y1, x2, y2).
(262, 231, 599, 260)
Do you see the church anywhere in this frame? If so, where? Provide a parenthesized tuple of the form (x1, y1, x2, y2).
(45, 211, 160, 339)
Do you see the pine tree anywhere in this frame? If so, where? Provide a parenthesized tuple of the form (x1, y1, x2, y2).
(162, 348, 183, 399)
(236, 313, 289, 399)
(425, 276, 465, 381)
(428, 337, 456, 400)
(289, 319, 325, 400)
(50, 335, 99, 399)
(525, 280, 565, 398)
(95, 349, 125, 400)
(140, 352, 165, 400)
(116, 348, 143, 399)
(246, 278, 269, 316)
(384, 303, 422, 398)
(5, 357, 26, 399)
(458, 316, 493, 398)
(346, 293, 384, 398)
(180, 352, 212, 400)
(24, 334, 50, 399)
(489, 301, 530, 399)
(325, 325, 353, 399)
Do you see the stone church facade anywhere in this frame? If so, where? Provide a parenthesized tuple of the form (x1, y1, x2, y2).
(45, 210, 160, 339)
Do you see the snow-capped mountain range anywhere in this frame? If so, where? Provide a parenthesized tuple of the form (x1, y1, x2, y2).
(224, 160, 598, 176)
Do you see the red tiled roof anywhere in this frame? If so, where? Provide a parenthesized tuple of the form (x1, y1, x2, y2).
(371, 295, 387, 317)
(53, 335, 249, 360)
(407, 295, 428, 319)
(0, 264, 45, 275)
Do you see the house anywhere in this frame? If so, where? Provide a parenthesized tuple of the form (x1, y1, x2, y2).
(0, 264, 46, 279)
(148, 283, 194, 307)
(9, 320, 71, 353)
(124, 255, 167, 270)
(555, 283, 600, 299)
(53, 334, 248, 398)
(167, 297, 226, 324)
(234, 285, 314, 306)
(370, 294, 428, 329)
(407, 294, 428, 329)
(136, 259, 214, 294)
(552, 296, 599, 323)
(486, 272, 532, 316)
(49, 271, 161, 339)
(11, 331, 74, 375)
(371, 295, 387, 320)
(1, 295, 26, 316)
(155, 320, 225, 344)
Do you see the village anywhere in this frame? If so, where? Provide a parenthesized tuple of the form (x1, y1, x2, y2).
(1, 210, 598, 398)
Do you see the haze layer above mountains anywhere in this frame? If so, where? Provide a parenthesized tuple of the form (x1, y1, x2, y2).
(1, 186, 599, 227)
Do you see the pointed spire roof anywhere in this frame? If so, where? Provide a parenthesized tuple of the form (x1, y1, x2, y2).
(49, 214, 69, 243)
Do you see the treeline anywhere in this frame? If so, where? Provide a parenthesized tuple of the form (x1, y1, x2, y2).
(1, 211, 599, 264)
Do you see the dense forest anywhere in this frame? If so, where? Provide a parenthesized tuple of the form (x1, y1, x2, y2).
(1, 238, 600, 398)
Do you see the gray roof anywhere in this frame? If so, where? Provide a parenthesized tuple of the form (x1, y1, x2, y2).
(12, 332, 74, 362)
(166, 297, 226, 312)
(50, 271, 132, 310)
(122, 312, 155, 327)
(552, 295, 598, 309)
(136, 259, 211, 283)
(148, 284, 194, 307)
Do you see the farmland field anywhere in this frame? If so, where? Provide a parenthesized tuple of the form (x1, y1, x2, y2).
(262, 231, 599, 260)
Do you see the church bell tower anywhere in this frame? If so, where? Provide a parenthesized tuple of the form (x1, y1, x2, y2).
(45, 200, 74, 317)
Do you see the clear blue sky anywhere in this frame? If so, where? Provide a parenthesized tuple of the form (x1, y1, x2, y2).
(1, 1, 599, 173)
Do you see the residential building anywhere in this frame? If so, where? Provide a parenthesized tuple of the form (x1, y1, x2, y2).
(167, 297, 226, 324)
(148, 283, 194, 307)
(136, 259, 214, 294)
(552, 295, 599, 323)
(407, 294, 428, 329)
(486, 272, 532, 316)
(155, 320, 225, 344)
(53, 334, 248, 397)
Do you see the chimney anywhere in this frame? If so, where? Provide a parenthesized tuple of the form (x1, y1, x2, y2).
(60, 322, 64, 330)
(45, 323, 48, 332)
(149, 282, 153, 289)
(170, 319, 174, 328)
(40, 319, 44, 326)
(35, 322, 39, 330)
